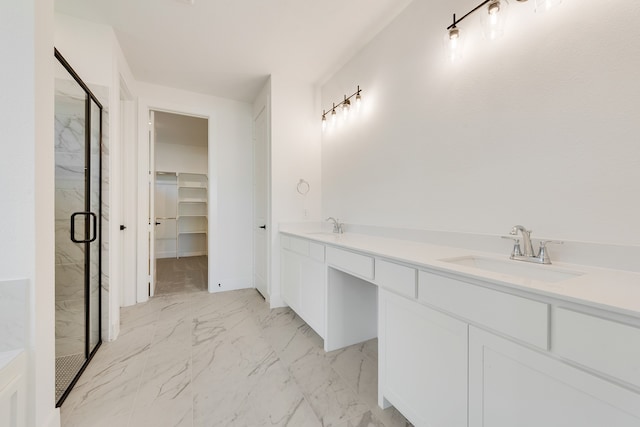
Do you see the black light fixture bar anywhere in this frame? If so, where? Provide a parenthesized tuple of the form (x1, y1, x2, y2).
(322, 85, 363, 122)
(447, 0, 529, 30)
(447, 0, 492, 29)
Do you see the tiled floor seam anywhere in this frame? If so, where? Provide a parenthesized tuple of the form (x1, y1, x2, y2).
(124, 318, 158, 427)
(251, 308, 325, 426)
(252, 310, 325, 426)
(257, 311, 389, 427)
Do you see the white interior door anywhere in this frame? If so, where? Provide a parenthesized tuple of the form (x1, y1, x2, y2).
(253, 107, 268, 299)
(148, 110, 156, 297)
(119, 97, 126, 307)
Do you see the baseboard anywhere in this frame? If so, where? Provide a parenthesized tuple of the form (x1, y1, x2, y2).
(43, 407, 60, 427)
(178, 251, 207, 258)
(109, 319, 120, 342)
(269, 294, 287, 309)
(207, 275, 251, 293)
(156, 251, 177, 259)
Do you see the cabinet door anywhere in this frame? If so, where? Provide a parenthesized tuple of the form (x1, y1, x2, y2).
(379, 289, 468, 427)
(300, 257, 326, 338)
(469, 326, 640, 427)
(280, 249, 300, 312)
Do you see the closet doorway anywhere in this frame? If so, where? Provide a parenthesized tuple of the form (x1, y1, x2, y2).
(150, 111, 209, 296)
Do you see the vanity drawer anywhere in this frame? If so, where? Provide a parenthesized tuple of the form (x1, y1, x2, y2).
(376, 259, 416, 299)
(418, 270, 549, 349)
(554, 308, 640, 388)
(309, 242, 325, 262)
(326, 247, 374, 280)
(289, 237, 310, 256)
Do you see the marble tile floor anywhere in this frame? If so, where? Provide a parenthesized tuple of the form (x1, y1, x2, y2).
(60, 288, 413, 427)
(155, 256, 208, 295)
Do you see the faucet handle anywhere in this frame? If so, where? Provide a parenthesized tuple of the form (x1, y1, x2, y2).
(501, 235, 523, 257)
(537, 240, 564, 264)
(539, 240, 564, 246)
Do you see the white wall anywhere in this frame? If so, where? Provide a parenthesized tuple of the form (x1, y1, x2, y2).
(137, 82, 253, 296)
(156, 143, 208, 174)
(321, 0, 640, 247)
(269, 75, 323, 306)
(1, 1, 58, 426)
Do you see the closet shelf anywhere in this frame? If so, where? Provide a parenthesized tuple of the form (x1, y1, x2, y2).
(176, 172, 208, 258)
(178, 183, 207, 189)
(156, 171, 208, 259)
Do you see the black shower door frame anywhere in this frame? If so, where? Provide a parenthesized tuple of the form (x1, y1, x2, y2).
(54, 48, 103, 408)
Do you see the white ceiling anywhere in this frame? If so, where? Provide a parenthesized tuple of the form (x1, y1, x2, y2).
(54, 0, 413, 103)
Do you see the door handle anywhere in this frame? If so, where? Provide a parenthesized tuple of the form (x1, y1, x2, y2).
(259, 225, 266, 229)
(155, 222, 161, 225)
(120, 225, 126, 231)
(70, 212, 97, 243)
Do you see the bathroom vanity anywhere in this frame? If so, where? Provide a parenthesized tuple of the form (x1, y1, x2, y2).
(279, 227, 640, 427)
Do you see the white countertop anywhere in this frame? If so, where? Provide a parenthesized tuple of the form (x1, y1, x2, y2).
(280, 229, 640, 319)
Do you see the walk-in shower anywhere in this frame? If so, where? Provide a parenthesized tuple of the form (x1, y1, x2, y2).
(54, 49, 102, 406)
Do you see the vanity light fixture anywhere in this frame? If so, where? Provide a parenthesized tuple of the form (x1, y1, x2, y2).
(342, 95, 351, 117)
(321, 86, 362, 131)
(480, 0, 509, 40)
(445, 17, 464, 62)
(445, 0, 561, 62)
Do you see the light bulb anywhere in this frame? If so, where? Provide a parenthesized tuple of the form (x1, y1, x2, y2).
(355, 92, 362, 111)
(321, 113, 327, 131)
(331, 108, 337, 124)
(481, 0, 509, 40)
(342, 98, 350, 118)
(489, 3, 499, 26)
(444, 26, 463, 62)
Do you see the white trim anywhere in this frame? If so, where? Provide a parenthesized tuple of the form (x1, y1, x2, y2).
(136, 103, 151, 303)
(137, 101, 215, 300)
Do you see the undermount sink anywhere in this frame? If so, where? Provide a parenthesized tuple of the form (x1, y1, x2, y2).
(440, 256, 584, 283)
(306, 231, 341, 236)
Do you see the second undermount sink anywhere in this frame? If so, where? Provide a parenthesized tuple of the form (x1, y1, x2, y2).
(440, 256, 584, 283)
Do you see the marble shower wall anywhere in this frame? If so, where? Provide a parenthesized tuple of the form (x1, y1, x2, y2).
(54, 78, 109, 358)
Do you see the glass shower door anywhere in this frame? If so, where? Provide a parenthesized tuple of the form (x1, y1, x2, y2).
(54, 50, 102, 406)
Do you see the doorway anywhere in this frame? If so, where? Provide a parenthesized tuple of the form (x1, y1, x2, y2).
(53, 50, 102, 406)
(150, 111, 209, 296)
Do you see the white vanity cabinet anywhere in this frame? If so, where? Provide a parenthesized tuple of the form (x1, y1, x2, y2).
(279, 230, 640, 427)
(382, 264, 640, 427)
(379, 289, 468, 427)
(469, 325, 640, 427)
(280, 235, 326, 338)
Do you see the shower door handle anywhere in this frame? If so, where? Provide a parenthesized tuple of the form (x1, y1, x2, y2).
(70, 212, 98, 243)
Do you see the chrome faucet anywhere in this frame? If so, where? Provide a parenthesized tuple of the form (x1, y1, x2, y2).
(510, 225, 534, 257)
(504, 225, 563, 264)
(326, 217, 344, 234)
